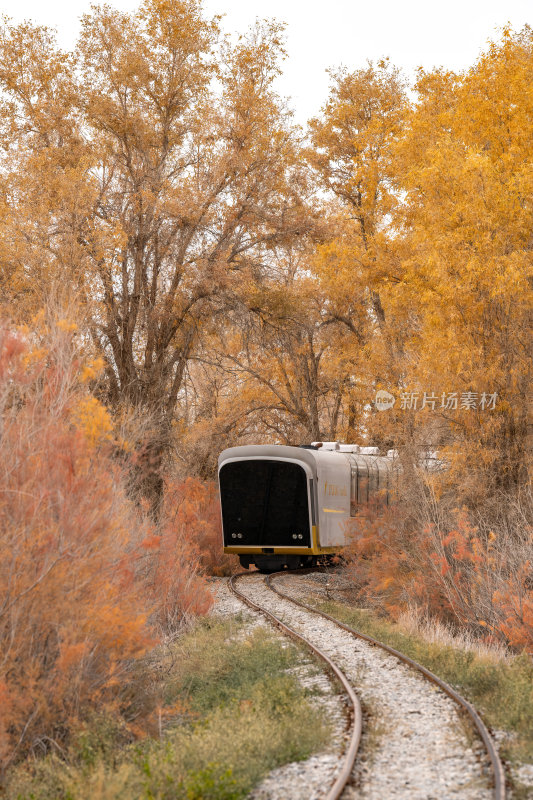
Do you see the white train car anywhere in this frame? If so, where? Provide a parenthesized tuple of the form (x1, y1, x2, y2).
(218, 443, 398, 572)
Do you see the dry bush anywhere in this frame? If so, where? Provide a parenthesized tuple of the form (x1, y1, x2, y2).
(395, 606, 509, 663)
(162, 478, 239, 578)
(343, 477, 533, 652)
(342, 499, 448, 619)
(0, 321, 212, 779)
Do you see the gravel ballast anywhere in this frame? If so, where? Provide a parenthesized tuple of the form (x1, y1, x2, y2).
(212, 574, 495, 800)
(210, 578, 348, 800)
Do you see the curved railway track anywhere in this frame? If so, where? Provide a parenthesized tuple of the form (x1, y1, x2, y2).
(229, 570, 506, 800)
(229, 572, 363, 800)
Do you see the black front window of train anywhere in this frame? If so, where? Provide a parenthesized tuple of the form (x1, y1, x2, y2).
(219, 460, 311, 547)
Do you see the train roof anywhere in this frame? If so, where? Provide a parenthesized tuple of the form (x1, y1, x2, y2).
(219, 444, 317, 470)
(218, 444, 396, 471)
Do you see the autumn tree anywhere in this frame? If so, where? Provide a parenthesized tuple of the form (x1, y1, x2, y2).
(178, 237, 356, 470)
(334, 29, 532, 651)
(396, 26, 533, 498)
(308, 61, 409, 369)
(0, 20, 86, 319)
(0, 2, 310, 501)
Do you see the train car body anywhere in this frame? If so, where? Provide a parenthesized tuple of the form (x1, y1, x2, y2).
(218, 444, 397, 571)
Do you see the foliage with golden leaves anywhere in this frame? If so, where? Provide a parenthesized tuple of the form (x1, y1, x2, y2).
(0, 2, 310, 497)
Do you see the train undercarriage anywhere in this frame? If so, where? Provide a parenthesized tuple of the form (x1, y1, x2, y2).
(239, 553, 336, 573)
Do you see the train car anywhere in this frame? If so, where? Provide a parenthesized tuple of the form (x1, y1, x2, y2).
(218, 443, 398, 572)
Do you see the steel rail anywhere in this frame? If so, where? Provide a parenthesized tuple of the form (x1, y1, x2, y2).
(266, 570, 506, 800)
(228, 573, 362, 800)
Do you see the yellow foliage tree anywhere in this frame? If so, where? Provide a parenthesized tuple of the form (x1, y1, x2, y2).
(307, 61, 410, 443)
(395, 26, 532, 496)
(0, 2, 310, 502)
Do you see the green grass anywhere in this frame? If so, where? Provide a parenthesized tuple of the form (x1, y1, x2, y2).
(310, 597, 533, 796)
(6, 616, 331, 800)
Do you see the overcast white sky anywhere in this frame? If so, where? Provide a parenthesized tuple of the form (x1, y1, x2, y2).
(1, 0, 530, 123)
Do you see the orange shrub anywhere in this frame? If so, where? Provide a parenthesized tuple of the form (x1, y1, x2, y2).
(494, 573, 533, 651)
(162, 477, 239, 578)
(137, 478, 219, 635)
(0, 322, 212, 775)
(342, 501, 451, 620)
(343, 499, 533, 651)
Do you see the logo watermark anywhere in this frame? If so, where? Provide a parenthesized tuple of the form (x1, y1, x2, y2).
(375, 390, 395, 411)
(375, 390, 498, 411)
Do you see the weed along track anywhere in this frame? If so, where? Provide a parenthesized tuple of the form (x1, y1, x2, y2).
(229, 571, 505, 800)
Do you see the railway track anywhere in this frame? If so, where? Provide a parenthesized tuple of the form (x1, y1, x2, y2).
(229, 570, 506, 800)
(229, 572, 363, 800)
